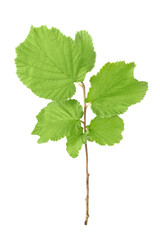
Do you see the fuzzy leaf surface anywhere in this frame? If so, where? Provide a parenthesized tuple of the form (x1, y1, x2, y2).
(66, 127, 84, 158)
(75, 30, 96, 72)
(87, 116, 124, 146)
(86, 62, 148, 117)
(32, 100, 83, 143)
(15, 26, 94, 100)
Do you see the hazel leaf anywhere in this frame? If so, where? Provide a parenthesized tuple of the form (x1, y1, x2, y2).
(66, 127, 84, 158)
(15, 26, 96, 101)
(75, 30, 96, 72)
(32, 99, 83, 144)
(87, 116, 124, 146)
(86, 62, 148, 117)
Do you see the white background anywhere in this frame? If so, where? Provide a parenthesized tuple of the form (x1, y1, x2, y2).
(0, 0, 160, 239)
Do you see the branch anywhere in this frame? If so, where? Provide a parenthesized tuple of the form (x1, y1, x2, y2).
(81, 82, 90, 225)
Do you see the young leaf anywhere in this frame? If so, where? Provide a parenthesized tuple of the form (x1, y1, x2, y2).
(66, 127, 84, 158)
(86, 62, 148, 117)
(87, 116, 124, 146)
(15, 26, 95, 101)
(32, 100, 83, 144)
(75, 30, 96, 72)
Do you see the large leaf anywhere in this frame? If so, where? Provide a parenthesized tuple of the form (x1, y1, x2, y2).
(66, 127, 84, 158)
(86, 62, 148, 117)
(87, 116, 124, 146)
(15, 26, 95, 101)
(75, 30, 96, 72)
(32, 100, 83, 143)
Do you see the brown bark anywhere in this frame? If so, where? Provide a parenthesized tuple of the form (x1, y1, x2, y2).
(81, 82, 90, 225)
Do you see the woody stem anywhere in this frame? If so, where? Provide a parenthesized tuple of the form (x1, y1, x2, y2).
(81, 82, 90, 225)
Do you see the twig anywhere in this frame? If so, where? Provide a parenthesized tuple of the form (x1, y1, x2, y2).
(81, 82, 90, 225)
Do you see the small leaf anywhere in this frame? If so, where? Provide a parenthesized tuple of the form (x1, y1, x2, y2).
(66, 127, 84, 158)
(15, 26, 90, 101)
(87, 116, 124, 146)
(86, 62, 148, 117)
(75, 30, 96, 72)
(32, 100, 83, 143)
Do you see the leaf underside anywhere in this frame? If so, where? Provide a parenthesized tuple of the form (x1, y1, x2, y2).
(86, 62, 148, 117)
(15, 25, 96, 101)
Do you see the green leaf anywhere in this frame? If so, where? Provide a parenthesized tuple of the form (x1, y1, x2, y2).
(66, 127, 84, 158)
(87, 116, 124, 146)
(75, 30, 96, 72)
(32, 99, 83, 143)
(15, 26, 91, 101)
(86, 62, 148, 117)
